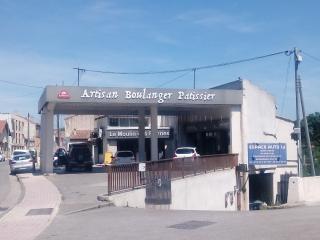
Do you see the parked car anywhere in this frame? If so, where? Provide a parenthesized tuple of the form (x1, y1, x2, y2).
(12, 149, 30, 157)
(65, 143, 92, 171)
(0, 152, 5, 162)
(174, 147, 200, 158)
(53, 148, 68, 167)
(9, 152, 34, 174)
(112, 151, 135, 164)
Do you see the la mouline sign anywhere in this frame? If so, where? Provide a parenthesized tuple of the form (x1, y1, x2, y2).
(106, 129, 171, 139)
(41, 86, 243, 107)
(248, 143, 287, 165)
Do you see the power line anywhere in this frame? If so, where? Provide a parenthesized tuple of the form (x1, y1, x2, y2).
(156, 71, 192, 87)
(0, 79, 43, 89)
(75, 50, 292, 76)
(302, 51, 320, 62)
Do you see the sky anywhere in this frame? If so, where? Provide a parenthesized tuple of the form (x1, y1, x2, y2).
(0, 0, 319, 121)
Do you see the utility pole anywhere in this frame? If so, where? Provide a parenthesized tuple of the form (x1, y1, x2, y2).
(193, 68, 196, 89)
(294, 48, 315, 176)
(294, 48, 303, 176)
(27, 113, 30, 149)
(73, 67, 85, 86)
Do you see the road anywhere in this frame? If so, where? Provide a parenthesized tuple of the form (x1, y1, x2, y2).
(45, 166, 108, 214)
(0, 161, 22, 218)
(35, 166, 320, 240)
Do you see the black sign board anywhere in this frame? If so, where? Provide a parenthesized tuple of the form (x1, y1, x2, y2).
(106, 128, 171, 139)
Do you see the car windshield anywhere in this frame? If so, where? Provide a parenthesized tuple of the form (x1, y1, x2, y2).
(13, 154, 31, 161)
(70, 147, 90, 155)
(117, 151, 133, 157)
(176, 148, 194, 154)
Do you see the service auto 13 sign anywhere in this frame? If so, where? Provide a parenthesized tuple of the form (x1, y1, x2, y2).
(248, 143, 287, 165)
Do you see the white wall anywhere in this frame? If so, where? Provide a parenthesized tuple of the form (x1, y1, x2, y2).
(230, 106, 242, 159)
(171, 169, 237, 211)
(288, 176, 320, 204)
(109, 169, 237, 211)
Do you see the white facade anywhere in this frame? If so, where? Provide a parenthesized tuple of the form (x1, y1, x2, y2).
(229, 80, 298, 210)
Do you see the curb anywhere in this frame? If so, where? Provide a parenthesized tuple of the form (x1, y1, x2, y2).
(14, 174, 26, 207)
(64, 202, 114, 215)
(97, 194, 110, 202)
(265, 202, 306, 210)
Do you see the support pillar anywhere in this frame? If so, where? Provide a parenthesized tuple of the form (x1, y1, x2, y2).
(138, 108, 146, 161)
(40, 103, 54, 173)
(150, 105, 158, 161)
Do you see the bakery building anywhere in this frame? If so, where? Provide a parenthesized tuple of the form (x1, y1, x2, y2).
(38, 79, 298, 209)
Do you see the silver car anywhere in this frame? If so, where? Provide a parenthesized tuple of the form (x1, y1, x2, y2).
(9, 153, 34, 174)
(112, 151, 135, 164)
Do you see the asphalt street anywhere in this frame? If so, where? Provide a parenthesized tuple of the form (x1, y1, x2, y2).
(46, 166, 108, 214)
(0, 161, 22, 218)
(35, 166, 320, 240)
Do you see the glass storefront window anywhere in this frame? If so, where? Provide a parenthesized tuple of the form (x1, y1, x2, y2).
(109, 117, 151, 127)
(109, 118, 119, 127)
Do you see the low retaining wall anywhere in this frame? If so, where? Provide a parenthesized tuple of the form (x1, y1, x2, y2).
(108, 169, 237, 211)
(288, 176, 320, 204)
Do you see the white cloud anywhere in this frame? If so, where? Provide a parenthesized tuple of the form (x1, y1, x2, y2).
(176, 9, 258, 33)
(79, 0, 145, 23)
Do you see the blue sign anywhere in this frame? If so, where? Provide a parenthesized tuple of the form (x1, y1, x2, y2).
(248, 143, 287, 165)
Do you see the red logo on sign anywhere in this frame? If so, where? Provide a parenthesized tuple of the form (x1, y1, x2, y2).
(57, 90, 70, 99)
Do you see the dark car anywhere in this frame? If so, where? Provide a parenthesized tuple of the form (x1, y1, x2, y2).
(65, 143, 93, 171)
(53, 148, 68, 167)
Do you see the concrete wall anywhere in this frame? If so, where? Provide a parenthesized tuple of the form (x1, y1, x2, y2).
(171, 169, 237, 211)
(109, 187, 146, 208)
(109, 169, 237, 211)
(288, 176, 320, 204)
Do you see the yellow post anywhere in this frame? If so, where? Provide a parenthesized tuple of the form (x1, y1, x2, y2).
(104, 151, 113, 165)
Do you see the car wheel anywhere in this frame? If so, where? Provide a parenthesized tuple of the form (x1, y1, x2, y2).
(65, 165, 72, 172)
(53, 160, 59, 167)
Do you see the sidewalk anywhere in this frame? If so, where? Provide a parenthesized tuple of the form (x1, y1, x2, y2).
(0, 173, 61, 240)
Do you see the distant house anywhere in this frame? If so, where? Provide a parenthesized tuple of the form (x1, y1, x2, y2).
(69, 129, 91, 143)
(64, 115, 95, 145)
(0, 120, 11, 158)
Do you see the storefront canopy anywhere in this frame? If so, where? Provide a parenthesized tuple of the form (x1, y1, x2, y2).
(38, 86, 243, 115)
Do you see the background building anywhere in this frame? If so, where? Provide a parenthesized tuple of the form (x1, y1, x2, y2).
(0, 120, 11, 159)
(0, 113, 40, 156)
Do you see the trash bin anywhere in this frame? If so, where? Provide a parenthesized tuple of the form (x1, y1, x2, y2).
(104, 152, 113, 165)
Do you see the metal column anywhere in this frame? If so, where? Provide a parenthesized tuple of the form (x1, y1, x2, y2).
(150, 105, 158, 161)
(40, 103, 54, 173)
(138, 108, 146, 161)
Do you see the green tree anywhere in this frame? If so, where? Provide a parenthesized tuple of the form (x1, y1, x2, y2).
(301, 112, 320, 175)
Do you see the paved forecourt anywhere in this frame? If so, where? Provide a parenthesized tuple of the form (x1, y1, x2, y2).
(0, 173, 61, 240)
